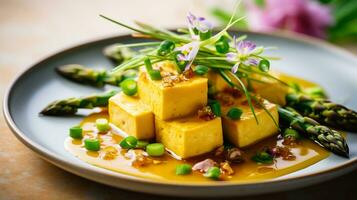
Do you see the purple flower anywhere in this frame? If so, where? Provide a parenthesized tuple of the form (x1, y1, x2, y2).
(175, 41, 200, 70)
(187, 12, 213, 39)
(226, 37, 259, 73)
(245, 0, 332, 38)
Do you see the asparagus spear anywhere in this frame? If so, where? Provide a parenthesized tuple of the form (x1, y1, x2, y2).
(103, 43, 135, 65)
(40, 90, 118, 116)
(286, 93, 357, 132)
(278, 107, 349, 157)
(56, 64, 132, 87)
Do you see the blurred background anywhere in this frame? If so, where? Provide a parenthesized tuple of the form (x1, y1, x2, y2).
(0, 0, 356, 199)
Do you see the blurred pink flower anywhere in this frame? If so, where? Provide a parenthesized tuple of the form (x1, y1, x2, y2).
(246, 0, 333, 38)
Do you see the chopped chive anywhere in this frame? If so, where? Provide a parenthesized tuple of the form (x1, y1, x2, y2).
(209, 100, 221, 117)
(119, 136, 138, 149)
(194, 65, 209, 75)
(148, 70, 162, 80)
(144, 57, 162, 80)
(176, 164, 192, 175)
(146, 143, 165, 157)
(144, 57, 153, 71)
(84, 138, 100, 151)
(204, 166, 221, 179)
(283, 128, 301, 139)
(96, 118, 110, 132)
(215, 36, 229, 54)
(136, 140, 149, 149)
(258, 59, 270, 72)
(251, 151, 273, 164)
(157, 40, 175, 56)
(227, 107, 243, 120)
(120, 79, 137, 96)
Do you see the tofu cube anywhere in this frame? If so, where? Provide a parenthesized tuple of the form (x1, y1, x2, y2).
(155, 116, 223, 158)
(108, 92, 154, 139)
(220, 97, 279, 147)
(207, 70, 238, 93)
(208, 70, 289, 105)
(251, 71, 289, 106)
(138, 62, 208, 120)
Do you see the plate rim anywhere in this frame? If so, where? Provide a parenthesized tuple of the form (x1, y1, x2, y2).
(3, 30, 357, 189)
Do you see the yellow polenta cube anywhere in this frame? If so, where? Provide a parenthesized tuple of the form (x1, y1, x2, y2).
(108, 92, 154, 139)
(138, 62, 208, 120)
(220, 97, 279, 148)
(155, 116, 223, 158)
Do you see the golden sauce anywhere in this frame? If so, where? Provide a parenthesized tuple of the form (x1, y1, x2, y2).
(65, 112, 329, 183)
(65, 73, 329, 183)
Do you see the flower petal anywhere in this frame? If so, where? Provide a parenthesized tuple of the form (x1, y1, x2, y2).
(187, 12, 196, 28)
(244, 58, 258, 66)
(237, 41, 256, 55)
(226, 52, 237, 62)
(231, 62, 240, 74)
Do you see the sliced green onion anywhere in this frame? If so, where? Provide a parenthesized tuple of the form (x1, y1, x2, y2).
(251, 151, 273, 164)
(204, 166, 221, 179)
(84, 138, 100, 151)
(215, 36, 230, 54)
(176, 164, 192, 175)
(194, 65, 209, 75)
(144, 57, 162, 80)
(148, 70, 162, 80)
(69, 126, 83, 139)
(157, 40, 175, 56)
(120, 79, 137, 96)
(136, 140, 149, 149)
(283, 128, 301, 139)
(226, 107, 243, 120)
(199, 30, 212, 40)
(119, 136, 138, 149)
(146, 143, 165, 157)
(258, 59, 270, 72)
(209, 100, 221, 117)
(96, 118, 110, 132)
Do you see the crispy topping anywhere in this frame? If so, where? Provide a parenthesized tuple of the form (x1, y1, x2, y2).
(269, 146, 296, 161)
(214, 146, 224, 156)
(220, 161, 234, 175)
(192, 159, 217, 173)
(100, 146, 118, 160)
(160, 68, 194, 87)
(197, 106, 216, 120)
(125, 149, 152, 167)
(215, 92, 235, 106)
(282, 136, 298, 146)
(182, 68, 195, 79)
(226, 147, 244, 163)
(222, 87, 242, 98)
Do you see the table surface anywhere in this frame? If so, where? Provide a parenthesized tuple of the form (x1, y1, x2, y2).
(0, 0, 356, 199)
